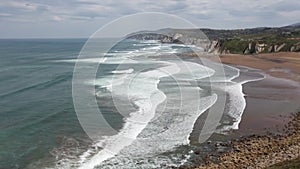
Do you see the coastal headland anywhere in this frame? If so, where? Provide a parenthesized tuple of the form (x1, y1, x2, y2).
(128, 25, 300, 168)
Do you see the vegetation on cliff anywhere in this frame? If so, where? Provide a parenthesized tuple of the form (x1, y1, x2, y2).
(204, 24, 300, 54)
(128, 23, 300, 54)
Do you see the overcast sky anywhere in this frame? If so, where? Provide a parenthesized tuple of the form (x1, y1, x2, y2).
(1, 0, 300, 38)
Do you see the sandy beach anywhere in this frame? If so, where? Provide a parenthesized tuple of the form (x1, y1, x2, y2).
(188, 52, 300, 168)
(221, 52, 300, 133)
(220, 52, 300, 82)
(194, 111, 300, 169)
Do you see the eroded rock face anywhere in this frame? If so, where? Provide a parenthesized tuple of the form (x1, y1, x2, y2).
(127, 28, 300, 55)
(275, 43, 286, 52)
(161, 36, 173, 43)
(249, 42, 256, 54)
(268, 45, 275, 52)
(208, 40, 222, 54)
(256, 43, 268, 53)
(207, 41, 299, 54)
(244, 43, 285, 54)
(290, 42, 300, 52)
(173, 33, 183, 40)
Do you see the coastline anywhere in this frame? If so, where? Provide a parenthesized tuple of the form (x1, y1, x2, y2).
(194, 111, 300, 169)
(220, 52, 300, 82)
(190, 52, 300, 168)
(221, 52, 300, 133)
(239, 73, 300, 134)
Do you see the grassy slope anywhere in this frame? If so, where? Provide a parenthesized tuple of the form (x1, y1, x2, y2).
(202, 26, 300, 54)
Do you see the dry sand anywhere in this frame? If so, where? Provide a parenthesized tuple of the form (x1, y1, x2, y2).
(220, 52, 300, 82)
(220, 52, 300, 133)
(187, 52, 300, 169)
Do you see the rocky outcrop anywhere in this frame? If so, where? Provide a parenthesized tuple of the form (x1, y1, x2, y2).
(256, 43, 268, 53)
(208, 40, 222, 54)
(128, 27, 300, 55)
(243, 43, 285, 54)
(127, 29, 211, 50)
(209, 41, 297, 54)
(207, 40, 232, 54)
(243, 42, 257, 54)
(290, 42, 300, 52)
(193, 112, 300, 169)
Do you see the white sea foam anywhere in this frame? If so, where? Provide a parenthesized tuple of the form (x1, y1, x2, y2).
(77, 59, 217, 169)
(78, 60, 182, 169)
(56, 58, 107, 63)
(77, 43, 229, 168)
(217, 64, 265, 131)
(111, 68, 134, 74)
(57, 40, 264, 169)
(193, 60, 264, 131)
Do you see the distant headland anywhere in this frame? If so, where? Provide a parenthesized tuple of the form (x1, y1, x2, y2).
(128, 23, 300, 54)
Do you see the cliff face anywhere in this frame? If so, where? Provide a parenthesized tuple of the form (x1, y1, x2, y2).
(208, 40, 300, 54)
(201, 24, 300, 54)
(127, 24, 300, 54)
(127, 29, 211, 50)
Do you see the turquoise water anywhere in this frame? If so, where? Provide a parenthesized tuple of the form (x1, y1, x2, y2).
(0, 39, 89, 169)
(0, 38, 254, 169)
(0, 39, 197, 168)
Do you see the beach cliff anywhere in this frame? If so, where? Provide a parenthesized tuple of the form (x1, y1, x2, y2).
(128, 23, 300, 55)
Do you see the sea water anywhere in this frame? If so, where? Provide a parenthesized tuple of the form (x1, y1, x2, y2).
(0, 39, 262, 169)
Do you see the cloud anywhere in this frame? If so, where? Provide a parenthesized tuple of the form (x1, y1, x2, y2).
(52, 15, 64, 22)
(0, 13, 12, 17)
(0, 0, 300, 38)
(273, 1, 300, 12)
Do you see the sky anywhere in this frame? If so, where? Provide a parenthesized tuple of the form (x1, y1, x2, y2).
(0, 0, 300, 38)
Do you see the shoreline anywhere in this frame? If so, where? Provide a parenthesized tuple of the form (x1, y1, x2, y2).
(189, 52, 300, 168)
(239, 73, 300, 134)
(220, 52, 300, 82)
(193, 111, 300, 169)
(221, 52, 300, 134)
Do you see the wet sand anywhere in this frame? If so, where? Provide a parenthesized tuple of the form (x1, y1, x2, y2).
(188, 52, 300, 136)
(193, 112, 300, 169)
(190, 52, 300, 168)
(220, 52, 300, 82)
(220, 52, 300, 134)
(239, 74, 300, 134)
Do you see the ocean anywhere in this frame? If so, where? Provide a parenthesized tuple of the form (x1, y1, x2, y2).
(0, 39, 263, 169)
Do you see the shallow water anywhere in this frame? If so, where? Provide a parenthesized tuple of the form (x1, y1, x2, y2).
(0, 39, 262, 169)
(0, 39, 89, 169)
